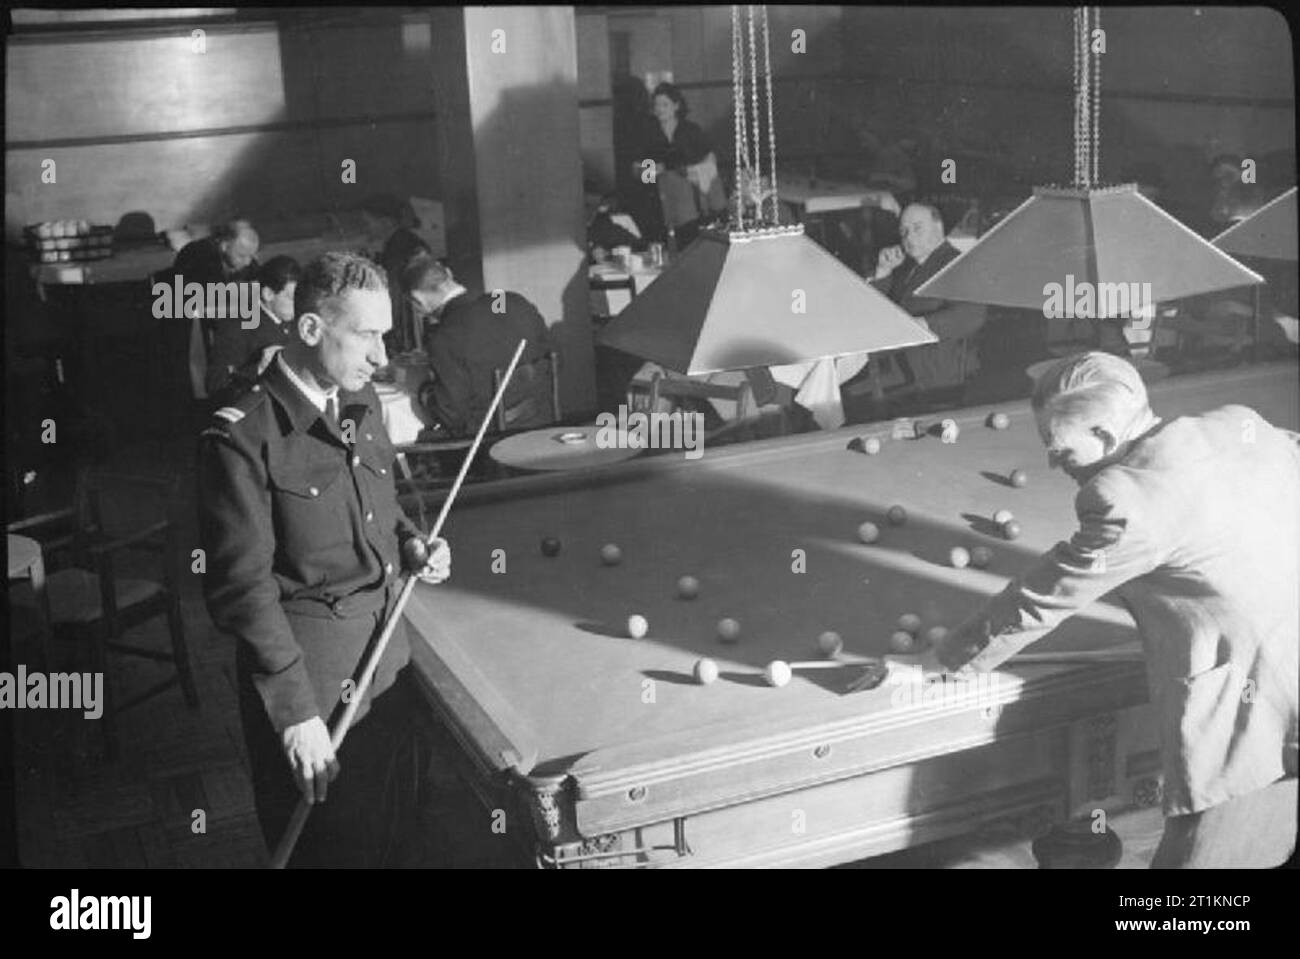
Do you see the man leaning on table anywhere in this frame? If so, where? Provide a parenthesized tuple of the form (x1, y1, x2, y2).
(917, 352, 1298, 868)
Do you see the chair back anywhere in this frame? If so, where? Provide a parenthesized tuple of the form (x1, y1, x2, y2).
(493, 349, 562, 432)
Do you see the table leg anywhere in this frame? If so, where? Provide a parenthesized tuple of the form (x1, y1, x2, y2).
(28, 555, 52, 668)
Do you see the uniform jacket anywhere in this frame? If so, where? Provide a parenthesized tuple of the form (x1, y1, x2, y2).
(423, 290, 552, 437)
(198, 357, 421, 732)
(938, 406, 1300, 815)
(874, 240, 987, 390)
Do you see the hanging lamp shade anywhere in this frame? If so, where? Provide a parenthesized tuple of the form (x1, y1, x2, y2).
(915, 184, 1264, 310)
(598, 226, 936, 374)
(1213, 187, 1298, 262)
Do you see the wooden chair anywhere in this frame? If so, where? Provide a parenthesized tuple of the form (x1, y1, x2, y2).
(6, 469, 199, 759)
(394, 350, 562, 527)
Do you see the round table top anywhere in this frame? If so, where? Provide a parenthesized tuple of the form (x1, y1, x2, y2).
(7, 534, 41, 578)
(490, 426, 643, 471)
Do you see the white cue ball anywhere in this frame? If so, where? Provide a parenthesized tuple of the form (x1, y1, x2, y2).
(993, 509, 1015, 526)
(676, 575, 700, 599)
(857, 521, 881, 544)
(627, 614, 648, 639)
(949, 546, 971, 569)
(600, 543, 622, 566)
(889, 630, 916, 654)
(897, 613, 923, 635)
(817, 630, 844, 657)
(717, 618, 741, 643)
(764, 660, 793, 687)
(693, 658, 720, 685)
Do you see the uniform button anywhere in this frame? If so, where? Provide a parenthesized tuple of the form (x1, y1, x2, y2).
(252, 385, 261, 392)
(365, 511, 374, 522)
(365, 433, 373, 441)
(352, 455, 361, 467)
(380, 468, 387, 476)
(309, 487, 319, 497)
(385, 562, 394, 576)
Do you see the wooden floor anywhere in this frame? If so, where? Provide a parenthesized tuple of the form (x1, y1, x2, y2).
(9, 411, 1168, 869)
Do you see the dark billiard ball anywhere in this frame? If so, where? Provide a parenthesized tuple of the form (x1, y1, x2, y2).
(1001, 519, 1022, 540)
(889, 630, 916, 653)
(887, 505, 908, 526)
(676, 575, 700, 599)
(717, 618, 741, 643)
(989, 412, 1010, 430)
(541, 537, 561, 557)
(970, 545, 993, 568)
(1009, 469, 1029, 488)
(600, 543, 622, 566)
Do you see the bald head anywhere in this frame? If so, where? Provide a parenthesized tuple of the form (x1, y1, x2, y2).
(216, 219, 259, 274)
(899, 203, 945, 263)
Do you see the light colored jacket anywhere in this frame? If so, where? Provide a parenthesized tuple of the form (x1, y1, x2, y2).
(940, 405, 1300, 815)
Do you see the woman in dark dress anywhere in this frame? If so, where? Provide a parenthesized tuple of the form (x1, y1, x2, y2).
(640, 82, 727, 248)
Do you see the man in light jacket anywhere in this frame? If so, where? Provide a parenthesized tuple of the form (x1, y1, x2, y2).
(933, 351, 1298, 867)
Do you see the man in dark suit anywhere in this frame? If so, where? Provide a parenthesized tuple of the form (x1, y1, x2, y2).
(172, 219, 261, 401)
(931, 352, 1298, 867)
(199, 252, 451, 867)
(403, 254, 554, 439)
(871, 203, 986, 398)
(361, 194, 430, 355)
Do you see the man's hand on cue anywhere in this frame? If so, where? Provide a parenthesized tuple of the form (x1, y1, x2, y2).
(403, 536, 452, 584)
(282, 716, 339, 804)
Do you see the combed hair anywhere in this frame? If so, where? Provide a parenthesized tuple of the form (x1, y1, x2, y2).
(1031, 351, 1151, 434)
(257, 255, 301, 293)
(401, 252, 453, 295)
(295, 252, 388, 321)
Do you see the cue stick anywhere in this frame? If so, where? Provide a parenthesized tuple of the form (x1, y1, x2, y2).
(1009, 648, 1143, 665)
(270, 338, 529, 869)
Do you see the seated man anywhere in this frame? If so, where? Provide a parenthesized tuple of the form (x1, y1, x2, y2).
(361, 194, 430, 354)
(871, 203, 986, 399)
(214, 256, 301, 404)
(930, 352, 1298, 868)
(403, 254, 554, 439)
(173, 219, 261, 400)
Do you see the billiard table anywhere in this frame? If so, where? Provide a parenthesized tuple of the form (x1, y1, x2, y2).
(399, 362, 1298, 868)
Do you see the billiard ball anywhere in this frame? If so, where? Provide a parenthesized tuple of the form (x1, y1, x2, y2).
(897, 613, 922, 634)
(540, 537, 561, 557)
(1001, 519, 1022, 540)
(764, 660, 793, 687)
(923, 625, 949, 647)
(676, 575, 700, 599)
(817, 630, 844, 657)
(863, 436, 882, 455)
(693, 658, 720, 685)
(992, 509, 1015, 526)
(970, 545, 993, 568)
(600, 544, 622, 566)
(717, 618, 741, 643)
(1009, 469, 1029, 488)
(887, 505, 908, 526)
(940, 420, 960, 444)
(989, 412, 1010, 430)
(857, 521, 881, 544)
(949, 546, 971, 569)
(889, 630, 916, 653)
(627, 614, 649, 639)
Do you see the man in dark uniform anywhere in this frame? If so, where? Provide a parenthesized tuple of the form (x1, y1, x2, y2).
(212, 256, 301, 406)
(198, 252, 451, 867)
(870, 203, 986, 401)
(403, 254, 554, 438)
